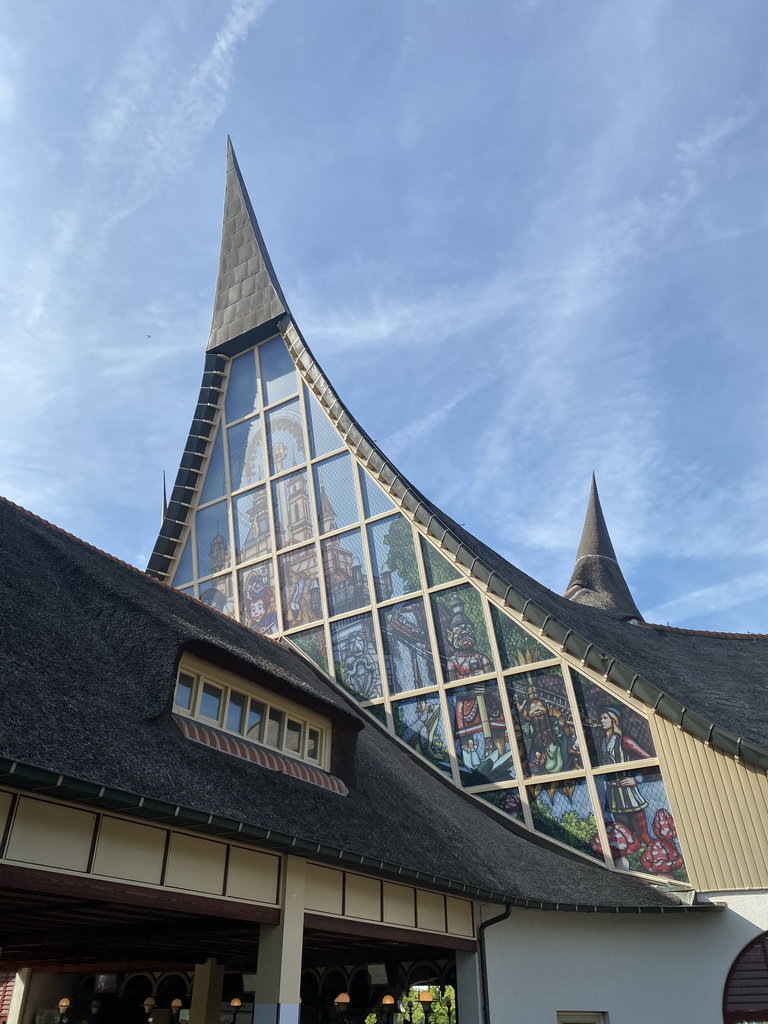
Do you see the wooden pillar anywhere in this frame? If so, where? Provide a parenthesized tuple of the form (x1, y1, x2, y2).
(189, 958, 224, 1024)
(253, 857, 306, 1024)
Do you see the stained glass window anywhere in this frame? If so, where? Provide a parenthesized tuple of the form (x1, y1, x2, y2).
(391, 694, 451, 777)
(228, 417, 265, 491)
(368, 515, 420, 601)
(331, 613, 382, 701)
(225, 349, 258, 422)
(195, 502, 230, 579)
(507, 667, 581, 777)
(167, 331, 685, 882)
(306, 389, 344, 458)
(379, 598, 436, 694)
(491, 605, 553, 668)
(420, 537, 461, 587)
(266, 398, 306, 474)
(199, 428, 227, 504)
(278, 546, 322, 629)
(570, 670, 655, 767)
(260, 336, 297, 406)
(289, 626, 329, 674)
(172, 537, 194, 587)
(238, 561, 278, 635)
(431, 585, 494, 682)
(233, 487, 271, 563)
(478, 788, 525, 823)
(198, 575, 235, 617)
(445, 681, 514, 787)
(359, 468, 395, 518)
(322, 528, 369, 617)
(593, 767, 687, 881)
(272, 470, 314, 550)
(529, 779, 600, 859)
(314, 453, 359, 533)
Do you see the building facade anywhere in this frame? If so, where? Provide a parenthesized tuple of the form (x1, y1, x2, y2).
(1, 141, 768, 1024)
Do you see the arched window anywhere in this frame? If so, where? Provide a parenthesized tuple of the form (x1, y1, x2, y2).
(724, 932, 768, 1023)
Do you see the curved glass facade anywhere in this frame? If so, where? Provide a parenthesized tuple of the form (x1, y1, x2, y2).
(169, 333, 687, 884)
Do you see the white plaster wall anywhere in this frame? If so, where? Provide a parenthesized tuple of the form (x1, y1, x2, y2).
(484, 892, 768, 1024)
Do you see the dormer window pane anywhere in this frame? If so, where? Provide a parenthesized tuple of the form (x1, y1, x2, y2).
(285, 719, 303, 754)
(175, 672, 195, 710)
(307, 728, 321, 761)
(200, 683, 223, 722)
(227, 691, 246, 732)
(247, 700, 265, 741)
(267, 708, 284, 748)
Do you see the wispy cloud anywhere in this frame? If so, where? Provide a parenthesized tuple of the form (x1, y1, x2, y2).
(646, 570, 768, 625)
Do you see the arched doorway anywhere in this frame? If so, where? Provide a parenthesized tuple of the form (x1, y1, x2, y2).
(724, 932, 768, 1023)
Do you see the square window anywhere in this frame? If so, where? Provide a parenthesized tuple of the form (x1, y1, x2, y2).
(266, 708, 285, 748)
(247, 700, 265, 741)
(227, 692, 246, 733)
(199, 683, 223, 722)
(307, 728, 321, 761)
(175, 672, 195, 710)
(285, 719, 303, 755)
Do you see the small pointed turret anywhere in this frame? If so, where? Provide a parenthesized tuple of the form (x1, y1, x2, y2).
(207, 137, 288, 352)
(564, 475, 643, 622)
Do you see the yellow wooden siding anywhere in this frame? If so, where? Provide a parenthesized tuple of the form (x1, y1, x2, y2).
(651, 714, 768, 891)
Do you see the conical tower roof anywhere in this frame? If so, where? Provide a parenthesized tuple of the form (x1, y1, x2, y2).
(207, 138, 288, 353)
(564, 474, 643, 621)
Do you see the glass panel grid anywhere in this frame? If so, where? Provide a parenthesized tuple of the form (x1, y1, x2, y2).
(359, 466, 395, 518)
(322, 528, 370, 617)
(225, 349, 259, 423)
(266, 398, 307, 475)
(233, 487, 272, 564)
(228, 418, 265, 491)
(306, 388, 345, 458)
(314, 453, 360, 533)
(367, 515, 421, 602)
(195, 502, 231, 580)
(272, 469, 315, 550)
(279, 546, 322, 629)
(431, 584, 494, 682)
(260, 336, 297, 406)
(238, 562, 278, 635)
(199, 428, 227, 505)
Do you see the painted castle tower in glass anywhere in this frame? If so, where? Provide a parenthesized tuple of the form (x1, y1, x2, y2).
(149, 141, 687, 884)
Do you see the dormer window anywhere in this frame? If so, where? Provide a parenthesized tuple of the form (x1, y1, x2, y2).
(174, 656, 329, 769)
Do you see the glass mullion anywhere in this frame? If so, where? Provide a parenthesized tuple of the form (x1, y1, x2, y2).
(481, 596, 530, 824)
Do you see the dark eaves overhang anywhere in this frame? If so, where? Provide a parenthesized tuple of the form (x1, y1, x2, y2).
(0, 757, 717, 915)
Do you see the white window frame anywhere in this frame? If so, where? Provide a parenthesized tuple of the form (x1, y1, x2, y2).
(556, 1013, 608, 1024)
(174, 654, 330, 770)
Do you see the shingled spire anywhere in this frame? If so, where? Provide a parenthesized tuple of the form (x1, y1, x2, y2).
(207, 137, 288, 353)
(564, 474, 643, 621)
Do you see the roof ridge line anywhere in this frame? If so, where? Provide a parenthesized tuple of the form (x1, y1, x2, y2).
(643, 621, 768, 639)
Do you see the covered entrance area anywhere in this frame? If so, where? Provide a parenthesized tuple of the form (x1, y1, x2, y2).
(0, 866, 473, 1024)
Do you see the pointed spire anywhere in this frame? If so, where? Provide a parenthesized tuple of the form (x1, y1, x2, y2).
(207, 137, 288, 352)
(564, 475, 643, 622)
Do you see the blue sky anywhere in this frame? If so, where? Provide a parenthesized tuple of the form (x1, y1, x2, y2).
(1, 0, 766, 632)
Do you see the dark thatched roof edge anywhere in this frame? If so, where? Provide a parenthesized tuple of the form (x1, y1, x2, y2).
(0, 758, 718, 914)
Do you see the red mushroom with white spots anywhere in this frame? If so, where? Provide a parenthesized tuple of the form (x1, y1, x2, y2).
(640, 837, 684, 877)
(590, 822, 641, 869)
(653, 807, 677, 840)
